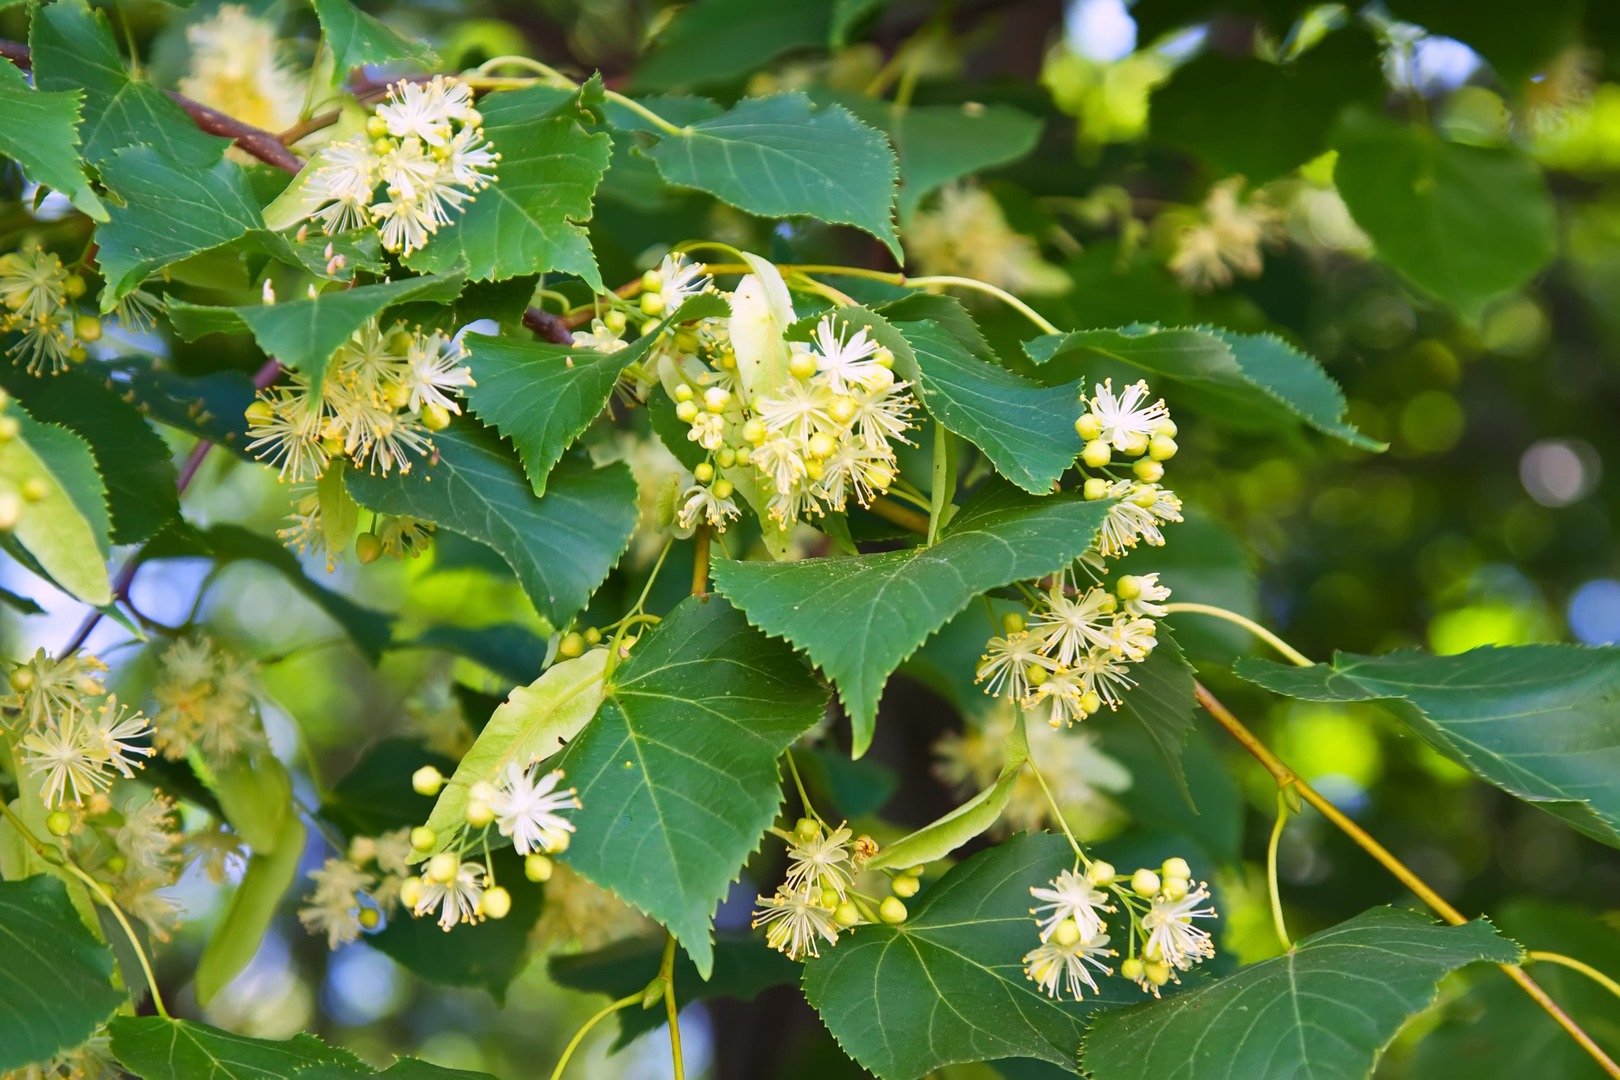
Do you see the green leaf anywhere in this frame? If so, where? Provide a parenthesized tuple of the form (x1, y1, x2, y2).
(209, 755, 293, 854)
(299, 1062, 500, 1080)
(410, 623, 548, 686)
(104, 360, 259, 459)
(710, 481, 1112, 757)
(346, 425, 638, 626)
(109, 1017, 362, 1079)
(96, 149, 263, 305)
(1149, 29, 1383, 184)
(165, 275, 465, 388)
(1079, 908, 1521, 1080)
(194, 811, 306, 1009)
(646, 93, 901, 260)
(1237, 645, 1620, 849)
(0, 61, 105, 220)
(557, 596, 827, 978)
(322, 737, 457, 837)
(1025, 324, 1381, 451)
(366, 847, 543, 1001)
(0, 365, 180, 544)
(1332, 108, 1557, 315)
(1406, 900, 1620, 1080)
(405, 85, 610, 288)
(0, 409, 112, 605)
(888, 316, 1081, 494)
(804, 832, 1135, 1079)
(550, 934, 799, 1048)
(311, 0, 436, 80)
(413, 649, 608, 859)
(142, 524, 392, 660)
(1099, 629, 1199, 808)
(30, 0, 227, 167)
(461, 300, 728, 495)
(868, 719, 1028, 870)
(0, 875, 125, 1072)
(835, 97, 1044, 220)
(633, 0, 833, 91)
(1386, 0, 1583, 88)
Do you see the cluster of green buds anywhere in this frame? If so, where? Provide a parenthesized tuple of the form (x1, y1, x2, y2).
(1073, 378, 1184, 560)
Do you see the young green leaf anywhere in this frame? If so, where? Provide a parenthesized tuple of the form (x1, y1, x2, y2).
(311, 0, 436, 81)
(0, 61, 106, 220)
(194, 812, 306, 1008)
(804, 832, 1136, 1079)
(347, 426, 636, 625)
(710, 481, 1112, 757)
(1025, 324, 1381, 451)
(109, 1017, 365, 1079)
(1238, 645, 1620, 849)
(413, 649, 609, 858)
(1079, 908, 1520, 1080)
(0, 409, 111, 606)
(165, 274, 466, 389)
(0, 876, 126, 1072)
(633, 0, 833, 91)
(405, 85, 611, 288)
(1333, 107, 1557, 316)
(645, 93, 901, 260)
(558, 596, 828, 979)
(208, 755, 293, 855)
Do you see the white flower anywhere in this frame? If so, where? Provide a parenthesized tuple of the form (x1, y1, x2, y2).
(306, 135, 380, 236)
(402, 331, 475, 415)
(21, 711, 114, 808)
(756, 379, 835, 442)
(490, 764, 580, 855)
(677, 483, 740, 531)
(1073, 649, 1136, 708)
(1109, 617, 1158, 661)
(1089, 379, 1168, 453)
(688, 412, 726, 451)
(1022, 934, 1114, 1000)
(1024, 668, 1089, 729)
(1142, 882, 1218, 970)
(300, 858, 377, 949)
(414, 859, 487, 931)
(1120, 572, 1172, 619)
(752, 883, 839, 960)
(1029, 869, 1113, 942)
(808, 315, 884, 395)
(180, 5, 303, 136)
(246, 380, 330, 483)
(784, 824, 854, 899)
(572, 319, 627, 353)
(652, 253, 711, 308)
(94, 698, 155, 778)
(975, 630, 1058, 703)
(849, 380, 915, 452)
(440, 124, 499, 190)
(376, 77, 466, 146)
(1030, 586, 1118, 667)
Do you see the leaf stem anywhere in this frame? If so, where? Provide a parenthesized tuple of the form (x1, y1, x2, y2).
(1162, 602, 1313, 667)
(1528, 950, 1620, 1004)
(1194, 680, 1620, 1077)
(905, 276, 1060, 335)
(1266, 789, 1293, 951)
(691, 527, 710, 597)
(867, 496, 930, 534)
(660, 933, 686, 1080)
(473, 55, 689, 137)
(784, 749, 823, 826)
(548, 992, 640, 1080)
(1026, 749, 1089, 869)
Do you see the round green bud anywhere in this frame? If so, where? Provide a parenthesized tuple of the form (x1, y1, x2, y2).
(386, 329, 414, 353)
(412, 765, 445, 796)
(1131, 868, 1162, 897)
(525, 854, 554, 882)
(480, 885, 512, 920)
(1162, 856, 1191, 880)
(639, 291, 666, 316)
(703, 386, 730, 413)
(1083, 477, 1110, 500)
(674, 383, 695, 403)
(9, 666, 34, 692)
(734, 444, 752, 465)
(1154, 419, 1178, 439)
(1085, 860, 1116, 886)
(46, 809, 73, 836)
(788, 350, 818, 380)
(409, 825, 437, 851)
(104, 854, 126, 874)
(546, 829, 571, 853)
(1081, 439, 1112, 469)
(427, 852, 459, 883)
(1122, 432, 1148, 457)
(795, 817, 820, 843)
(1079, 690, 1102, 715)
(1131, 486, 1159, 508)
(73, 315, 102, 343)
(62, 274, 86, 300)
(558, 631, 586, 658)
(1075, 413, 1103, 441)
(808, 432, 836, 459)
(673, 329, 699, 353)
(366, 114, 390, 138)
(713, 477, 734, 499)
(1115, 575, 1143, 601)
(21, 478, 48, 502)
(583, 627, 602, 645)
(674, 400, 699, 423)
(694, 462, 715, 483)
(804, 457, 824, 480)
(1133, 458, 1164, 483)
(873, 346, 895, 369)
(641, 269, 664, 293)
(891, 873, 920, 898)
(718, 349, 737, 370)
(603, 309, 628, 334)
(821, 887, 841, 907)
(834, 901, 862, 927)
(879, 896, 908, 924)
(1149, 435, 1178, 461)
(357, 907, 382, 930)
(399, 876, 425, 908)
(830, 396, 857, 423)
(717, 447, 737, 469)
(742, 419, 766, 446)
(1121, 957, 1145, 981)
(1145, 961, 1172, 987)
(421, 402, 452, 431)
(67, 344, 86, 364)
(1000, 611, 1026, 634)
(1162, 875, 1190, 901)
(355, 532, 383, 564)
(1051, 918, 1082, 947)
(1097, 593, 1118, 614)
(466, 798, 494, 828)
(373, 136, 396, 156)
(1026, 663, 1050, 687)
(640, 319, 660, 337)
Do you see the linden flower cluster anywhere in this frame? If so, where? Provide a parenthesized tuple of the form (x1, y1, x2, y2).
(148, 635, 266, 766)
(297, 828, 414, 950)
(2, 650, 155, 810)
(0, 247, 107, 375)
(302, 76, 498, 256)
(1167, 177, 1284, 292)
(752, 817, 908, 961)
(905, 183, 1070, 296)
(178, 5, 304, 136)
(393, 758, 582, 933)
(1, 1029, 120, 1080)
(1022, 856, 1216, 1001)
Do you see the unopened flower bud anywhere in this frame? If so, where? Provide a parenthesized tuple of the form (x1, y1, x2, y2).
(427, 852, 459, 883)
(808, 432, 836, 459)
(641, 269, 663, 292)
(873, 347, 894, 368)
(466, 798, 494, 828)
(703, 386, 730, 413)
(742, 420, 765, 446)
(357, 906, 382, 930)
(1079, 690, 1102, 715)
(675, 400, 699, 423)
(1154, 419, 1178, 439)
(1145, 961, 1172, 986)
(1026, 663, 1050, 687)
(399, 876, 424, 907)
(821, 886, 841, 907)
(1162, 876, 1190, 901)
(559, 631, 586, 658)
(674, 383, 694, 403)
(366, 114, 390, 138)
(712, 478, 734, 499)
(9, 667, 33, 692)
(1131, 868, 1161, 897)
(1082, 439, 1111, 468)
(355, 532, 383, 564)
(603, 309, 627, 334)
(1051, 918, 1082, 947)
(891, 873, 920, 898)
(525, 854, 554, 882)
(422, 402, 452, 431)
(795, 817, 820, 843)
(46, 810, 73, 836)
(830, 396, 857, 423)
(694, 462, 715, 483)
(63, 274, 86, 299)
(544, 829, 571, 853)
(1115, 576, 1144, 601)
(1083, 478, 1109, 500)
(1133, 458, 1164, 483)
(639, 291, 666, 316)
(21, 478, 48, 502)
(73, 315, 102, 343)
(1001, 611, 1025, 634)
(717, 447, 737, 469)
(583, 627, 602, 645)
(1121, 957, 1145, 981)
(1162, 857, 1191, 880)
(1086, 860, 1116, 886)
(409, 826, 437, 851)
(788, 350, 817, 380)
(412, 766, 445, 796)
(879, 896, 908, 924)
(1075, 413, 1102, 440)
(480, 886, 512, 919)
(834, 901, 861, 927)
(1149, 435, 1178, 461)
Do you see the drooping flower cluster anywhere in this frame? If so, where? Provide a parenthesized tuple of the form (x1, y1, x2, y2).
(1167, 177, 1284, 292)
(1022, 856, 1215, 1001)
(3, 650, 155, 809)
(0, 247, 102, 374)
(148, 635, 266, 765)
(1075, 377, 1183, 558)
(297, 828, 416, 949)
(753, 818, 858, 960)
(905, 183, 1070, 296)
(178, 5, 304, 137)
(301, 76, 498, 255)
